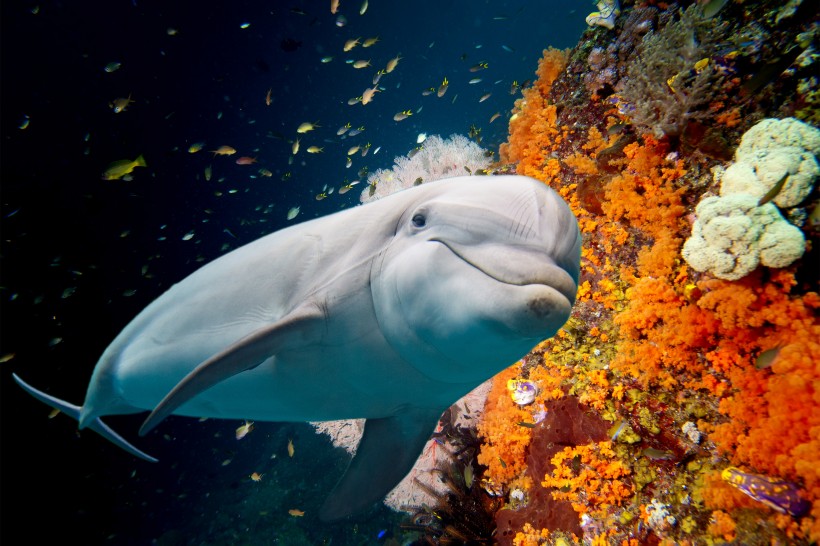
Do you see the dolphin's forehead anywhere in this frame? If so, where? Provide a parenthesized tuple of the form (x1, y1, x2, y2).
(409, 175, 580, 265)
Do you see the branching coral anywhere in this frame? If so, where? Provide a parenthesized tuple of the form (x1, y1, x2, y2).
(617, 4, 728, 138)
(360, 134, 490, 202)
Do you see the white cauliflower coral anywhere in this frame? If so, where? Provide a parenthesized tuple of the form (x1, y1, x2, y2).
(682, 194, 805, 281)
(720, 117, 820, 207)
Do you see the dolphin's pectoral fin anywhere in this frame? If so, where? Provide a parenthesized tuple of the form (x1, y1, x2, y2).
(139, 302, 325, 436)
(13, 373, 158, 462)
(319, 407, 444, 522)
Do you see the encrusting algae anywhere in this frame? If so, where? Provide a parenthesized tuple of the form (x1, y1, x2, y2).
(470, 2, 819, 544)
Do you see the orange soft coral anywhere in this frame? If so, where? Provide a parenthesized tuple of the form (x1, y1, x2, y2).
(542, 441, 633, 515)
(499, 48, 568, 183)
(477, 365, 535, 489)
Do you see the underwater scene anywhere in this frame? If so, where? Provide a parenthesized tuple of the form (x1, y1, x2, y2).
(1, 0, 818, 545)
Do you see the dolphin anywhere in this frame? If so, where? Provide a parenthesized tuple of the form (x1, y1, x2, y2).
(13, 174, 580, 521)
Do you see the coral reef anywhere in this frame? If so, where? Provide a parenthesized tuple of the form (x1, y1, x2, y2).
(360, 134, 491, 202)
(682, 194, 806, 280)
(720, 117, 820, 207)
(470, 1, 820, 544)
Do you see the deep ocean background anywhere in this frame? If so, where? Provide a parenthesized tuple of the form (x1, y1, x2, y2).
(0, 1, 585, 543)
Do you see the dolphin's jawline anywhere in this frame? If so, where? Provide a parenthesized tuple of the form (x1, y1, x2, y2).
(430, 237, 575, 303)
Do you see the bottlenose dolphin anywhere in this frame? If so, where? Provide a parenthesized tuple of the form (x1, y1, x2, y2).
(13, 174, 580, 521)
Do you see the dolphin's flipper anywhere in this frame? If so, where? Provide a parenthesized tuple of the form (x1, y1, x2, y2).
(139, 302, 325, 436)
(319, 407, 444, 522)
(12, 373, 158, 462)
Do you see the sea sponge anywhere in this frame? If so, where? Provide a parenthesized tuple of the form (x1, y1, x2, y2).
(720, 117, 820, 207)
(682, 194, 805, 280)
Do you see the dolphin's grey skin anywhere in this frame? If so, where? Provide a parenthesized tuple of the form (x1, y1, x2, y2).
(13, 174, 580, 521)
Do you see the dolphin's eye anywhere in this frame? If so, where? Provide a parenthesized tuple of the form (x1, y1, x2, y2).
(411, 213, 426, 228)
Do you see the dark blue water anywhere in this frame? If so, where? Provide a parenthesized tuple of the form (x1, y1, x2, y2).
(1, 1, 584, 543)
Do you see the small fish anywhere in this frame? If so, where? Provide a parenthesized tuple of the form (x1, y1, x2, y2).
(517, 421, 537, 428)
(479, 92, 491, 103)
(385, 54, 402, 73)
(48, 408, 61, 419)
(352, 59, 371, 69)
(235, 156, 257, 165)
(413, 177, 423, 186)
(287, 438, 295, 457)
(204, 165, 212, 181)
(235, 420, 254, 440)
(362, 36, 379, 48)
(0, 353, 15, 363)
(306, 146, 323, 153)
(360, 142, 371, 156)
(463, 461, 474, 488)
(315, 192, 328, 201)
(469, 61, 488, 72)
(288, 509, 305, 517)
(755, 346, 782, 369)
(393, 110, 412, 122)
(348, 125, 365, 137)
(286, 206, 300, 220)
(330, 0, 340, 14)
(348, 96, 362, 105)
(437, 77, 449, 98)
(258, 168, 273, 177)
(188, 142, 205, 153)
(642, 447, 675, 460)
(343, 37, 361, 52)
(361, 87, 380, 105)
(347, 145, 361, 155)
(211, 145, 237, 156)
(337, 122, 352, 136)
(608, 420, 628, 440)
(489, 112, 501, 123)
(297, 121, 320, 133)
(102, 155, 147, 180)
(181, 231, 195, 241)
(359, 0, 368, 15)
(417, 133, 427, 144)
(265, 88, 272, 106)
(250, 472, 263, 482)
(19, 115, 30, 130)
(469, 78, 482, 84)
(320, 56, 334, 63)
(336, 14, 347, 27)
(292, 137, 300, 155)
(239, 22, 250, 29)
(104, 61, 122, 73)
(338, 181, 360, 194)
(109, 94, 134, 113)
(757, 173, 790, 206)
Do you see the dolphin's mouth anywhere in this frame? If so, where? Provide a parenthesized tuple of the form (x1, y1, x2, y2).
(431, 239, 577, 305)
